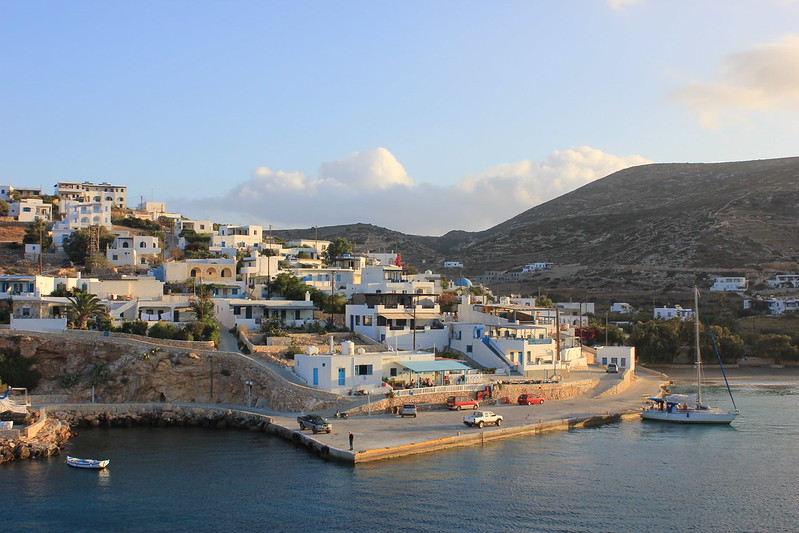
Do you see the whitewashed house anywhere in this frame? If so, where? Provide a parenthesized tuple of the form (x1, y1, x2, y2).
(9, 198, 52, 222)
(654, 305, 695, 321)
(51, 200, 113, 247)
(345, 293, 448, 351)
(294, 267, 358, 295)
(9, 295, 70, 332)
(709, 277, 748, 292)
(610, 302, 634, 314)
(595, 346, 636, 371)
(106, 235, 162, 266)
(522, 262, 553, 273)
(54, 181, 127, 207)
(766, 274, 799, 289)
(159, 258, 237, 283)
(443, 261, 464, 269)
(344, 265, 439, 298)
(743, 297, 799, 315)
(216, 296, 316, 330)
(212, 225, 263, 249)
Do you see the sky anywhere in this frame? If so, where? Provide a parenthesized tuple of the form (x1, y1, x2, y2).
(3, 0, 799, 236)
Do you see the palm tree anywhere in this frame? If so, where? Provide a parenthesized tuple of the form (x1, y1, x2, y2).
(190, 284, 215, 322)
(67, 291, 105, 330)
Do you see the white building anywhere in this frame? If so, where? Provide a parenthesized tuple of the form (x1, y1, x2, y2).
(0, 275, 57, 298)
(212, 225, 263, 249)
(294, 343, 471, 395)
(51, 200, 113, 247)
(346, 293, 448, 351)
(595, 346, 636, 371)
(344, 265, 439, 298)
(743, 297, 799, 316)
(654, 305, 695, 321)
(443, 261, 464, 269)
(451, 296, 581, 376)
(106, 235, 162, 266)
(54, 181, 127, 208)
(9, 295, 70, 332)
(521, 262, 553, 273)
(216, 296, 316, 330)
(709, 276, 748, 292)
(159, 258, 237, 283)
(9, 198, 52, 222)
(610, 302, 634, 314)
(766, 274, 799, 289)
(294, 267, 358, 295)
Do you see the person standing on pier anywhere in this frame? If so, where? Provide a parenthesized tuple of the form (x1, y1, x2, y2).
(349, 431, 354, 451)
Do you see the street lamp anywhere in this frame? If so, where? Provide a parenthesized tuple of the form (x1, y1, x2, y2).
(245, 380, 254, 407)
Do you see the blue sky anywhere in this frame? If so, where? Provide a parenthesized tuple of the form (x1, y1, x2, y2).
(3, 1, 799, 235)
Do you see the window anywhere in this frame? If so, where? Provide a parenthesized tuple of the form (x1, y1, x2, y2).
(390, 368, 398, 377)
(355, 316, 361, 325)
(466, 345, 473, 353)
(355, 364, 373, 376)
(363, 315, 372, 326)
(295, 310, 301, 320)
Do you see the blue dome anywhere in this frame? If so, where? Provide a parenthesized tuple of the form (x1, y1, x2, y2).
(454, 277, 473, 287)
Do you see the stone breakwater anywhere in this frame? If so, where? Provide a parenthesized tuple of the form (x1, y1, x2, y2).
(44, 404, 351, 463)
(0, 419, 72, 465)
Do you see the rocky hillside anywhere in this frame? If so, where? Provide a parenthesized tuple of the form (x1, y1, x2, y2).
(275, 156, 799, 295)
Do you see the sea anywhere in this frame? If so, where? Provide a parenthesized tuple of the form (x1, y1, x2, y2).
(2, 383, 797, 533)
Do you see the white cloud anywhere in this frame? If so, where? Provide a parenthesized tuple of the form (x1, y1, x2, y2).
(172, 146, 650, 236)
(673, 35, 799, 128)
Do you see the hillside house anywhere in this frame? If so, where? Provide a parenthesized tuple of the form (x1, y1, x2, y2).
(610, 302, 634, 314)
(9, 199, 52, 222)
(654, 305, 695, 321)
(216, 296, 316, 330)
(346, 293, 448, 351)
(766, 274, 799, 289)
(54, 181, 127, 207)
(51, 200, 113, 246)
(710, 277, 748, 292)
(106, 235, 162, 267)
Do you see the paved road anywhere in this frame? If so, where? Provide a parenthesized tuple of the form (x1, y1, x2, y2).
(269, 371, 664, 453)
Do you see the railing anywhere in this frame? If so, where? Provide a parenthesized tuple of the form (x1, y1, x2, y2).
(392, 384, 484, 397)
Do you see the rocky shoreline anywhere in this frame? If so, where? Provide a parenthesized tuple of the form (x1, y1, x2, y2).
(0, 419, 72, 465)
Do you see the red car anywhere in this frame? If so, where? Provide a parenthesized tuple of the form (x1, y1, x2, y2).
(517, 394, 545, 405)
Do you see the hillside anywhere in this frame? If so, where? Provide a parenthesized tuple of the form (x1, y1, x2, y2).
(275, 156, 799, 296)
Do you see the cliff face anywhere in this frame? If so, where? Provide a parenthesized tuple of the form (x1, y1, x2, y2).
(1, 331, 340, 412)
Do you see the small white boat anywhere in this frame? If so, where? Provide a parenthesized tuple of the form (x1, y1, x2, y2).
(642, 287, 738, 425)
(67, 456, 110, 469)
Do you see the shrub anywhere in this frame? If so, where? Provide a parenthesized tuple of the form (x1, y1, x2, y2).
(148, 322, 177, 339)
(118, 320, 149, 336)
(0, 349, 41, 389)
(60, 372, 81, 389)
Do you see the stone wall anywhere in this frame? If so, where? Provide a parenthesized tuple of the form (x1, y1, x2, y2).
(346, 379, 598, 415)
(0, 418, 71, 465)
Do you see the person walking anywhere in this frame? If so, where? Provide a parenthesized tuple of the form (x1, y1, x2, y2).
(348, 431, 354, 451)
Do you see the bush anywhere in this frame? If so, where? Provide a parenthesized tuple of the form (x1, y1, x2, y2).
(148, 322, 177, 339)
(0, 349, 41, 389)
(60, 372, 81, 389)
(118, 320, 149, 336)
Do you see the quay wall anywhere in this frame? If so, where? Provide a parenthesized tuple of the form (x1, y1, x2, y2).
(348, 378, 598, 415)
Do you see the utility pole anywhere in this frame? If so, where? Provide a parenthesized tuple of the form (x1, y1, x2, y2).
(38, 222, 43, 274)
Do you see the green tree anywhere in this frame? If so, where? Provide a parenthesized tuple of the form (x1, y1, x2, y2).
(536, 295, 554, 308)
(23, 220, 53, 250)
(189, 284, 216, 321)
(271, 273, 311, 300)
(753, 333, 799, 364)
(62, 226, 115, 264)
(629, 319, 681, 363)
(67, 291, 106, 330)
(323, 237, 352, 265)
(0, 199, 8, 216)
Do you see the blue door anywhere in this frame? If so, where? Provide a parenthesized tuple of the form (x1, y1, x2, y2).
(338, 368, 345, 386)
(313, 368, 319, 386)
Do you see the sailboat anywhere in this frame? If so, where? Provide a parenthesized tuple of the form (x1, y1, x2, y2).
(641, 287, 739, 424)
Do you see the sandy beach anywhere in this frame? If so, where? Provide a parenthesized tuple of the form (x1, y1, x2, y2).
(646, 365, 799, 385)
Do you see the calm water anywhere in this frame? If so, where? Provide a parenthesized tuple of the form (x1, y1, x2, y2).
(2, 384, 797, 533)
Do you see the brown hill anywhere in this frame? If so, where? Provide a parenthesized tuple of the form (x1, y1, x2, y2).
(275, 156, 799, 297)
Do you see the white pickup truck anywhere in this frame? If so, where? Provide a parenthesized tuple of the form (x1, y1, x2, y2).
(463, 410, 503, 428)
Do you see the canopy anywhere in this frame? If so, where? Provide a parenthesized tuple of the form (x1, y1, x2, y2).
(399, 361, 472, 373)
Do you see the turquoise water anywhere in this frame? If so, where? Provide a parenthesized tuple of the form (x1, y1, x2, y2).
(2, 384, 797, 532)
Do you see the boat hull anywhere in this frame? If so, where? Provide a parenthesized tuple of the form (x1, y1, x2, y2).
(641, 409, 736, 424)
(67, 456, 110, 469)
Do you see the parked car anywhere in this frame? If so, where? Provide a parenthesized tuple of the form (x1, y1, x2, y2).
(296, 414, 332, 434)
(517, 394, 545, 405)
(463, 410, 503, 428)
(400, 404, 418, 418)
(606, 363, 619, 373)
(446, 395, 479, 410)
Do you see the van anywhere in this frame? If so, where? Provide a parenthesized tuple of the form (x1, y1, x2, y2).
(446, 395, 480, 410)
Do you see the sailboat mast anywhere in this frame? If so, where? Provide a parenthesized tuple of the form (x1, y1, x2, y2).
(694, 287, 702, 404)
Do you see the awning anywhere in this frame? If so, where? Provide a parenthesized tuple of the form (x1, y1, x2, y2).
(398, 361, 472, 373)
(378, 312, 414, 320)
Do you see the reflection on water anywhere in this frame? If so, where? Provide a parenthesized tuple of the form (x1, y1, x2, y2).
(1, 385, 797, 532)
